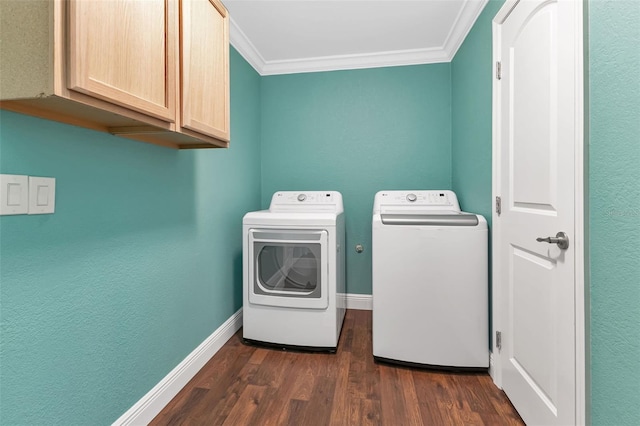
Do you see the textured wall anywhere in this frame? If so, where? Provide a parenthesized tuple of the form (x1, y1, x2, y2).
(260, 65, 452, 295)
(450, 0, 504, 350)
(589, 1, 640, 423)
(451, 0, 504, 225)
(0, 47, 261, 425)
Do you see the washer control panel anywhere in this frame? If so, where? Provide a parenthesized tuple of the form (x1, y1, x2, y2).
(374, 190, 461, 212)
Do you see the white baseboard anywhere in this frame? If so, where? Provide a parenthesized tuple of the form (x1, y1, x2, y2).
(489, 352, 495, 380)
(112, 308, 243, 426)
(345, 293, 372, 310)
(114, 295, 370, 425)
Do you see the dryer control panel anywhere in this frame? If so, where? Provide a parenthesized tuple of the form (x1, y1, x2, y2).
(270, 191, 344, 212)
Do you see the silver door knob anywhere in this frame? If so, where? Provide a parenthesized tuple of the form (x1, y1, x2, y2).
(536, 232, 569, 250)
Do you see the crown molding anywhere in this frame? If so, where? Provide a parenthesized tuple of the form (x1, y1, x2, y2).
(259, 48, 451, 76)
(230, 0, 488, 76)
(229, 16, 267, 74)
(442, 0, 488, 59)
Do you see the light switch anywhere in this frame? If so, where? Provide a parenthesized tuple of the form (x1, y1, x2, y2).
(28, 176, 56, 215)
(36, 185, 49, 205)
(8, 183, 23, 205)
(0, 174, 29, 215)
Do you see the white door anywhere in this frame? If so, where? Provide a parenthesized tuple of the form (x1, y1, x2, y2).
(493, 0, 584, 425)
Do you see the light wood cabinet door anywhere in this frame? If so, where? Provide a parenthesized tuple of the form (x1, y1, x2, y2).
(67, 0, 176, 122)
(1, 0, 229, 149)
(180, 0, 230, 142)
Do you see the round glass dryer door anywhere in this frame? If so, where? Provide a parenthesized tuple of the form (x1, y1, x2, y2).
(248, 229, 329, 309)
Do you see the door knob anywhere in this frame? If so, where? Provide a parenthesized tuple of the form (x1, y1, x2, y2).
(536, 232, 569, 250)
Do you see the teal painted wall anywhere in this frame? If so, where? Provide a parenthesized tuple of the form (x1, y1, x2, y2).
(0, 47, 261, 425)
(589, 1, 640, 424)
(451, 0, 504, 350)
(260, 65, 452, 295)
(451, 0, 504, 225)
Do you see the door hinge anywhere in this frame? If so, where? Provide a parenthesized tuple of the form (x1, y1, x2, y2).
(496, 331, 502, 351)
(495, 196, 502, 216)
(496, 61, 502, 80)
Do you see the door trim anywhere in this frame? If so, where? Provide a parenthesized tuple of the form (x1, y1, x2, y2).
(490, 1, 586, 424)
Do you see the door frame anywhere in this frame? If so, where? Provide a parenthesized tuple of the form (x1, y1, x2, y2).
(490, 0, 587, 424)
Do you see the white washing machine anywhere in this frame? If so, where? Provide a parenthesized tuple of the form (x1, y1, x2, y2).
(243, 191, 345, 351)
(372, 190, 488, 370)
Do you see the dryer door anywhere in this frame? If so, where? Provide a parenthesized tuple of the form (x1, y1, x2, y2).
(248, 229, 329, 309)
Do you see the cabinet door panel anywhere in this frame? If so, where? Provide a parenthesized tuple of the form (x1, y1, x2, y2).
(68, 0, 176, 121)
(181, 0, 230, 141)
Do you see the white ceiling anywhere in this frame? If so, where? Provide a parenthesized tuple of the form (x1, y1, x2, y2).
(223, 0, 488, 75)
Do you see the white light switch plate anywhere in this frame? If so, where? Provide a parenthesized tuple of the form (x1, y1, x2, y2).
(28, 176, 56, 214)
(0, 174, 29, 215)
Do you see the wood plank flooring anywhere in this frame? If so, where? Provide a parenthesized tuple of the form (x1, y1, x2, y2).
(151, 310, 524, 425)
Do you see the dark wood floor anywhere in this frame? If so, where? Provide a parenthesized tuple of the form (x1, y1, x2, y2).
(151, 310, 524, 425)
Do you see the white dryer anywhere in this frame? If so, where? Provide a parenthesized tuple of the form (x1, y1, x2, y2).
(372, 190, 488, 370)
(243, 191, 345, 351)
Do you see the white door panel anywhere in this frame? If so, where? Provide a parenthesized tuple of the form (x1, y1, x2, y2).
(509, 245, 558, 418)
(493, 0, 583, 424)
(511, 3, 558, 211)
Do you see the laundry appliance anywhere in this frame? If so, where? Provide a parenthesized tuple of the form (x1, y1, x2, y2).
(372, 190, 488, 370)
(243, 191, 345, 351)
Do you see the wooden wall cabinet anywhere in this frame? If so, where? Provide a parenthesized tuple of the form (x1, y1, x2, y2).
(0, 0, 230, 149)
